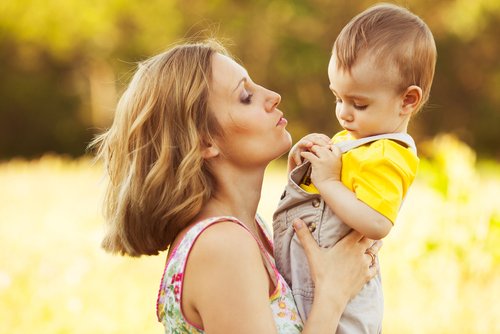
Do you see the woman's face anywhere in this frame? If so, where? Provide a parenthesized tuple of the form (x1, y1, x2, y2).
(208, 53, 292, 167)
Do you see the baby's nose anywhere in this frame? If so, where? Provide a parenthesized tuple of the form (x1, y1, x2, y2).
(338, 107, 353, 121)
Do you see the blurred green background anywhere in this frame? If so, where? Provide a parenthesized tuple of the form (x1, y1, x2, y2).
(1, 0, 500, 159)
(1, 0, 499, 333)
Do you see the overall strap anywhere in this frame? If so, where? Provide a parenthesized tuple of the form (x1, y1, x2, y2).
(298, 133, 416, 186)
(335, 132, 417, 154)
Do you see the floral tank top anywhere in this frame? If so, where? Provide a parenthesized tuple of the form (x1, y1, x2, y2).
(156, 216, 304, 333)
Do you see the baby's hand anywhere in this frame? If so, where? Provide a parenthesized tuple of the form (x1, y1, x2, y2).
(300, 144, 342, 186)
(288, 133, 331, 171)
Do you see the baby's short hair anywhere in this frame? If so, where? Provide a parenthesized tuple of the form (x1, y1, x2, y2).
(333, 3, 437, 109)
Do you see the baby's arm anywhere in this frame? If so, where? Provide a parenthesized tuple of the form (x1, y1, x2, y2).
(301, 145, 392, 240)
(288, 133, 331, 174)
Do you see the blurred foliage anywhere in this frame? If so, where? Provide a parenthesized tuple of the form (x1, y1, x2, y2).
(1, 136, 499, 333)
(0, 0, 499, 159)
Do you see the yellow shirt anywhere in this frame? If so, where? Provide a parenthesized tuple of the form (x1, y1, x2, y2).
(300, 130, 419, 223)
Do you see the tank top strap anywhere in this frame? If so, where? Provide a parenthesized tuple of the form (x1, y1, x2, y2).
(256, 213, 274, 247)
(213, 216, 279, 287)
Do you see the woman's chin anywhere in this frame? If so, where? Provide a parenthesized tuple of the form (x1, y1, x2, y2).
(276, 138, 293, 160)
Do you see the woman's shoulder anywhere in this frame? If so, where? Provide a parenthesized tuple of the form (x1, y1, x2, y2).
(172, 216, 252, 249)
(169, 215, 267, 262)
(157, 217, 268, 329)
(188, 219, 266, 276)
(182, 219, 272, 323)
(161, 216, 261, 278)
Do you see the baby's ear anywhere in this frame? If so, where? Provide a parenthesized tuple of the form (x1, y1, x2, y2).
(201, 140, 220, 159)
(401, 85, 423, 115)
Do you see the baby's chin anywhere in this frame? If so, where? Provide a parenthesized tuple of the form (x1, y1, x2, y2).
(344, 129, 362, 139)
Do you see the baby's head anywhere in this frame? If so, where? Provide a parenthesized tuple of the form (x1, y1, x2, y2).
(329, 3, 437, 138)
(333, 3, 436, 108)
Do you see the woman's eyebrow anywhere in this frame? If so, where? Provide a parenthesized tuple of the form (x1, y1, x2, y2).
(232, 77, 247, 93)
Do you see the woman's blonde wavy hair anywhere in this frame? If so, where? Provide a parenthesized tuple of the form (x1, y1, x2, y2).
(90, 41, 226, 256)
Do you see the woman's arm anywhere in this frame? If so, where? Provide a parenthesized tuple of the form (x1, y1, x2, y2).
(183, 222, 278, 334)
(293, 219, 381, 334)
(182, 221, 380, 333)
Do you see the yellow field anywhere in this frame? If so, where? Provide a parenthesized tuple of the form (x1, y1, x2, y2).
(1, 135, 499, 333)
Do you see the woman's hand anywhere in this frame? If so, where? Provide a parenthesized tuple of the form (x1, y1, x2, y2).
(293, 218, 381, 306)
(288, 133, 331, 173)
(300, 144, 342, 187)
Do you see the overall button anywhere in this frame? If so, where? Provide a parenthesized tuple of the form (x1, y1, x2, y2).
(312, 198, 320, 208)
(308, 222, 317, 232)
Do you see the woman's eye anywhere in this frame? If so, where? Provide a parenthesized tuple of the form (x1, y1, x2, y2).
(240, 91, 253, 104)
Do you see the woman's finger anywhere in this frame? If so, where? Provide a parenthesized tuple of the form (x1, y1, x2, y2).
(293, 219, 319, 258)
(367, 239, 383, 256)
(356, 235, 376, 249)
(367, 257, 380, 280)
(337, 229, 365, 245)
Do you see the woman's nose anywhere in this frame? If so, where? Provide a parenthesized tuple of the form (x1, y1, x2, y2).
(265, 90, 281, 112)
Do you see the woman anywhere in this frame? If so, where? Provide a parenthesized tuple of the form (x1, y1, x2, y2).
(91, 40, 380, 333)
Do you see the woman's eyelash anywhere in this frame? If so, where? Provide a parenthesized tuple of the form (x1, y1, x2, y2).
(241, 92, 253, 104)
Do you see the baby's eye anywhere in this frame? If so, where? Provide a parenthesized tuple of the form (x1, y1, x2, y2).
(354, 104, 367, 110)
(335, 97, 343, 104)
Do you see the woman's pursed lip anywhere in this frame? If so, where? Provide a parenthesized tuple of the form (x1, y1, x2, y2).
(276, 117, 287, 126)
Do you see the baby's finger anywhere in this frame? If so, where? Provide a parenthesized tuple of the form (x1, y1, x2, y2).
(330, 145, 342, 156)
(310, 144, 334, 158)
(300, 151, 317, 162)
(293, 151, 303, 166)
(297, 140, 313, 149)
(309, 134, 331, 146)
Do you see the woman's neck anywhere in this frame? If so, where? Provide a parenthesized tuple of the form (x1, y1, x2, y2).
(196, 165, 265, 227)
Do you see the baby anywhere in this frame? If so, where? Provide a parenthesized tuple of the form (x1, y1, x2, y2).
(274, 3, 437, 333)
